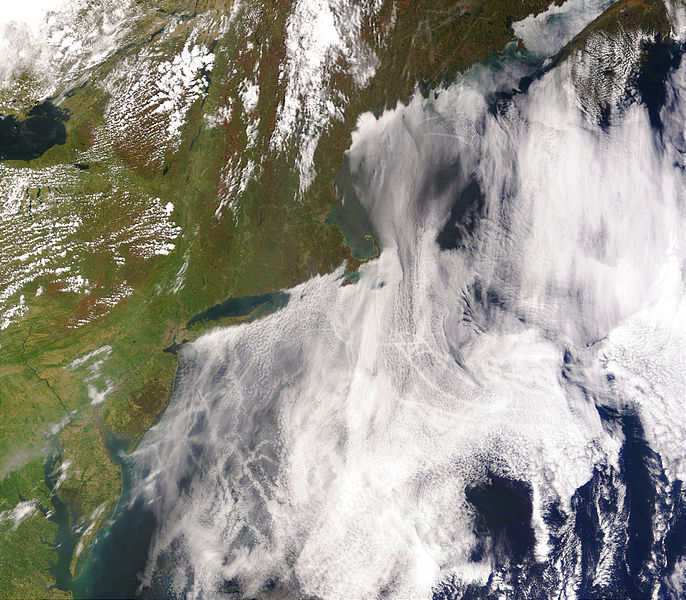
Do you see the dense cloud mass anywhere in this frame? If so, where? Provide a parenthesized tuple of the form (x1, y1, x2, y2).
(121, 4, 686, 599)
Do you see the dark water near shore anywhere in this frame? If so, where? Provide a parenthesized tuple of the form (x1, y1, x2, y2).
(44, 451, 81, 593)
(0, 101, 68, 161)
(71, 431, 154, 600)
(635, 37, 683, 131)
(72, 493, 156, 599)
(187, 291, 289, 328)
(327, 154, 380, 261)
(42, 425, 134, 597)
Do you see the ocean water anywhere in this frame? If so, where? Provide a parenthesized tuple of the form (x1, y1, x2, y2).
(78, 3, 686, 599)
